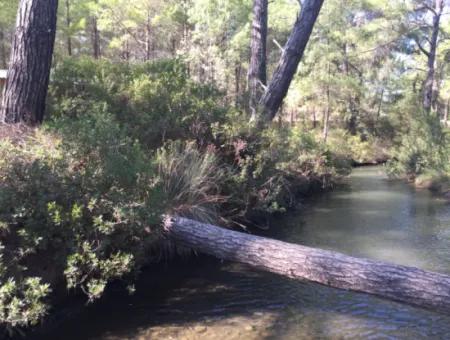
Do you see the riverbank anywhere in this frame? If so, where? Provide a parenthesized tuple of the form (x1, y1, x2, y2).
(0, 47, 399, 332)
(1, 113, 354, 337)
(35, 166, 450, 339)
(414, 172, 450, 201)
(14, 167, 338, 339)
(1, 58, 394, 336)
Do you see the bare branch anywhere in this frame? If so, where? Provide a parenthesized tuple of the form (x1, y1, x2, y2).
(413, 36, 431, 57)
(272, 38, 285, 53)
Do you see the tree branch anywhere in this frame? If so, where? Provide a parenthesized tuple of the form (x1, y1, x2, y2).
(413, 36, 430, 58)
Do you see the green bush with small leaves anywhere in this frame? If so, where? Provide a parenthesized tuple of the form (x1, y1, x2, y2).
(387, 114, 449, 179)
(0, 112, 165, 331)
(1, 57, 355, 333)
(213, 120, 352, 223)
(48, 57, 229, 147)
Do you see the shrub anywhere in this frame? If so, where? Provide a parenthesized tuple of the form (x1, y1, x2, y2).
(0, 112, 164, 330)
(1, 57, 357, 333)
(414, 170, 450, 193)
(215, 123, 352, 223)
(387, 115, 449, 178)
(48, 58, 228, 147)
(326, 129, 389, 165)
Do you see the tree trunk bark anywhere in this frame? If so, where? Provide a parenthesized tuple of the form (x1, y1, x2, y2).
(145, 11, 151, 61)
(235, 63, 241, 109)
(343, 43, 359, 135)
(165, 216, 450, 314)
(257, 0, 324, 123)
(65, 0, 72, 56)
(423, 0, 444, 114)
(92, 1, 100, 59)
(0, 0, 59, 125)
(444, 98, 449, 126)
(248, 0, 268, 121)
(92, 18, 100, 59)
(0, 29, 6, 68)
(323, 91, 330, 142)
(376, 88, 384, 121)
(322, 62, 331, 142)
(312, 107, 316, 129)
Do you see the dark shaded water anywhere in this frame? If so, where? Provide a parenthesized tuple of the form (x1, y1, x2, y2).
(42, 167, 450, 339)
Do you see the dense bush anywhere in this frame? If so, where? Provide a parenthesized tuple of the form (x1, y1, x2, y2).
(48, 57, 229, 147)
(326, 129, 389, 165)
(1, 58, 355, 333)
(0, 113, 164, 331)
(387, 114, 449, 178)
(212, 121, 352, 223)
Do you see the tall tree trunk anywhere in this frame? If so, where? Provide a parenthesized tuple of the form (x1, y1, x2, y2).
(248, 0, 268, 121)
(257, 0, 324, 123)
(235, 63, 241, 109)
(323, 91, 331, 142)
(312, 107, 317, 129)
(444, 99, 449, 126)
(171, 37, 177, 57)
(165, 216, 450, 314)
(92, 1, 100, 59)
(65, 0, 72, 56)
(342, 43, 358, 135)
(122, 39, 130, 61)
(433, 60, 445, 115)
(181, 0, 190, 54)
(322, 62, 331, 142)
(225, 59, 230, 105)
(145, 11, 151, 61)
(0, 0, 59, 125)
(92, 18, 100, 59)
(0, 29, 7, 68)
(376, 88, 384, 121)
(423, 0, 444, 114)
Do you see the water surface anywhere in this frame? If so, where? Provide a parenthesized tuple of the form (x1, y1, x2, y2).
(43, 166, 450, 339)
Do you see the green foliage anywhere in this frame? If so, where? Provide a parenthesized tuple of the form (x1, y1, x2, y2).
(0, 276, 50, 330)
(0, 112, 165, 329)
(1, 0, 450, 333)
(215, 122, 352, 222)
(414, 170, 450, 194)
(156, 141, 225, 223)
(48, 57, 129, 118)
(126, 61, 226, 146)
(0, 100, 249, 331)
(2, 48, 427, 333)
(48, 58, 228, 147)
(326, 129, 389, 165)
(387, 115, 449, 178)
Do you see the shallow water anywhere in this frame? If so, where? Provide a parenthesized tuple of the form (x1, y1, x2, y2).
(42, 166, 450, 339)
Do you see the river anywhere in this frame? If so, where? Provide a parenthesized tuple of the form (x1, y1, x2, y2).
(41, 166, 450, 339)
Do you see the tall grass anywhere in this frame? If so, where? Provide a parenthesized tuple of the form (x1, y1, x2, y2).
(156, 141, 225, 223)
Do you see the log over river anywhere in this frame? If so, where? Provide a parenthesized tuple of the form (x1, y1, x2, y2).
(41, 166, 450, 339)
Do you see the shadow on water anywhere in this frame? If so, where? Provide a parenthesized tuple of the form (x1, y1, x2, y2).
(37, 257, 450, 340)
(37, 166, 450, 339)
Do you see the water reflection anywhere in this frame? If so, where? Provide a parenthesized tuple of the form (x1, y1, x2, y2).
(42, 166, 450, 339)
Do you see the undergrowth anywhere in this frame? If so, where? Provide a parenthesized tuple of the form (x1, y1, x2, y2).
(0, 58, 352, 334)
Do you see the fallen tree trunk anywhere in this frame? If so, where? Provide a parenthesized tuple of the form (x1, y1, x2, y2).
(165, 216, 450, 314)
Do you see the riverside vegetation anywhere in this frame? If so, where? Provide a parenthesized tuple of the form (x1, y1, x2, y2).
(0, 58, 354, 334)
(0, 0, 449, 336)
